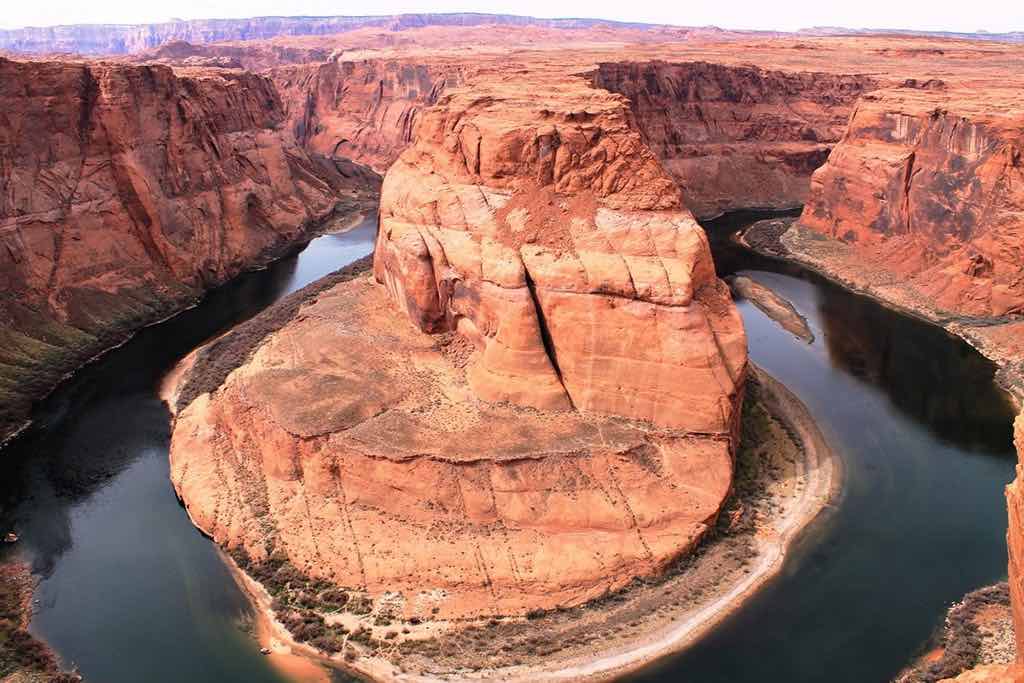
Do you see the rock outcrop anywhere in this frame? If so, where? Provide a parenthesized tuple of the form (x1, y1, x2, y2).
(799, 85, 1024, 318)
(170, 69, 747, 621)
(171, 275, 737, 619)
(375, 71, 747, 431)
(0, 56, 378, 443)
(592, 61, 875, 218)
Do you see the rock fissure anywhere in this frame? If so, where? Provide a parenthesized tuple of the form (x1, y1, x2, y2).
(522, 264, 576, 411)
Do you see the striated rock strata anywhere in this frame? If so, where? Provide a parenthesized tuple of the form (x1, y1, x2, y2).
(270, 59, 463, 173)
(0, 13, 679, 56)
(170, 69, 747, 620)
(374, 72, 747, 430)
(0, 56, 378, 443)
(171, 276, 736, 619)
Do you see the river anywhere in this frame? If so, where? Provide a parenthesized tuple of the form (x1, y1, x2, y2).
(0, 210, 1017, 682)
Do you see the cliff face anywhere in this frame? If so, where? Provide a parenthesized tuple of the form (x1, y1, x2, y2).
(169, 69, 747, 621)
(799, 85, 1024, 318)
(270, 59, 462, 173)
(592, 61, 875, 218)
(0, 56, 377, 443)
(129, 40, 331, 70)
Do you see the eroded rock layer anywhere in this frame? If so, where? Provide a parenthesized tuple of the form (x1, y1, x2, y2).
(592, 61, 875, 218)
(0, 56, 378, 442)
(270, 59, 463, 173)
(800, 85, 1024, 318)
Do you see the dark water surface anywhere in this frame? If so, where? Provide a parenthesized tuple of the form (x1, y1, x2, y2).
(626, 211, 1018, 682)
(0, 218, 377, 683)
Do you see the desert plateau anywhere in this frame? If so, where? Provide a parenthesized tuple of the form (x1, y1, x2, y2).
(1, 5, 1023, 683)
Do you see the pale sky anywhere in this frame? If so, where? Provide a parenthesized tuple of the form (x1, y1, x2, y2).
(0, 0, 1021, 34)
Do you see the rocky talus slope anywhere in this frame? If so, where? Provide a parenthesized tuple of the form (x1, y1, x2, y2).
(0, 56, 378, 444)
(169, 68, 747, 621)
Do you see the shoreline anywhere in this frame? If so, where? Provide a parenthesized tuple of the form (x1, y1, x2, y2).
(203, 362, 839, 683)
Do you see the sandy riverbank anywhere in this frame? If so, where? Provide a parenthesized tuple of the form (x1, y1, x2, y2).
(204, 363, 838, 682)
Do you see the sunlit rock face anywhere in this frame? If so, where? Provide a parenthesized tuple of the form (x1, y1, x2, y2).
(375, 71, 747, 432)
(800, 85, 1024, 318)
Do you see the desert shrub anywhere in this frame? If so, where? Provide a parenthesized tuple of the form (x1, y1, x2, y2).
(319, 589, 349, 607)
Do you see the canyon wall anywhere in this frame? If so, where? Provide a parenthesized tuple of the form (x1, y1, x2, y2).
(799, 85, 1024, 318)
(1010, 415, 1024, 662)
(0, 57, 377, 443)
(788, 77, 1024, 668)
(129, 40, 332, 70)
(592, 61, 875, 218)
(270, 59, 463, 173)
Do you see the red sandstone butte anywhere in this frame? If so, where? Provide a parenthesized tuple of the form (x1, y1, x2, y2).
(374, 70, 746, 430)
(170, 67, 747, 620)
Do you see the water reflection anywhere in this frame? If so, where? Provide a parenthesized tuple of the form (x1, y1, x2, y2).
(707, 210, 1014, 454)
(0, 218, 376, 683)
(818, 288, 1013, 453)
